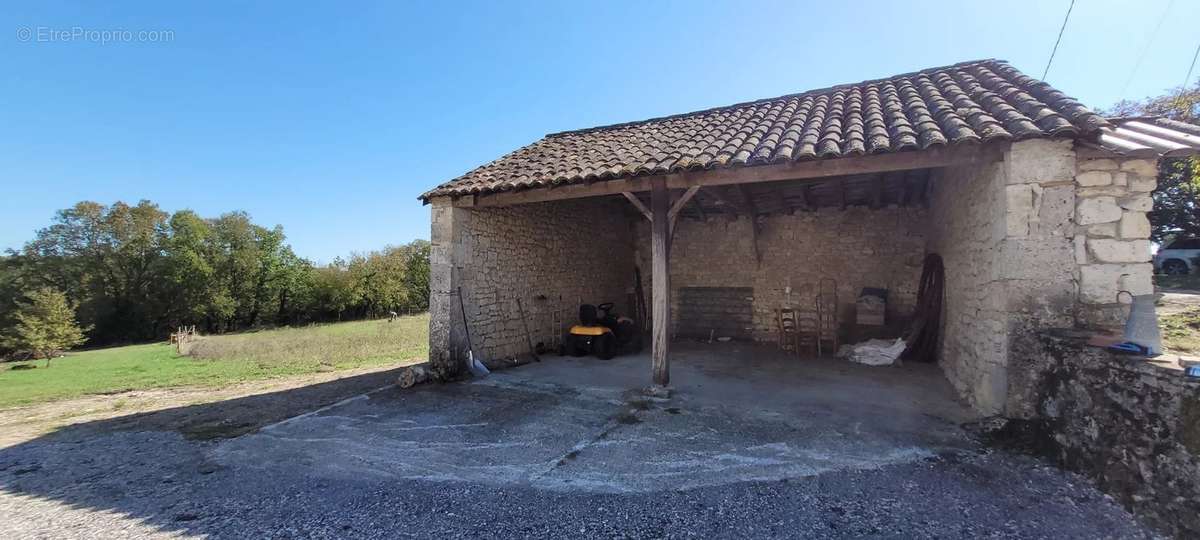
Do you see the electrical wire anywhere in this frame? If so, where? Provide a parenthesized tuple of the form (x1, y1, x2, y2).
(1043, 0, 1076, 80)
(1184, 40, 1200, 89)
(1120, 0, 1175, 98)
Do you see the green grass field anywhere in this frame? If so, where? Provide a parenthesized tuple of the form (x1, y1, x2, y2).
(0, 314, 429, 409)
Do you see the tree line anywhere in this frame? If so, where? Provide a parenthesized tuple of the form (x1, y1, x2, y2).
(0, 200, 429, 354)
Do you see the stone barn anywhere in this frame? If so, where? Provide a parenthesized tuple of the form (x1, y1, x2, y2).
(418, 59, 1200, 415)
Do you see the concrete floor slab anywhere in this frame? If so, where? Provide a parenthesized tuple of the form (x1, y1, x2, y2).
(216, 342, 978, 492)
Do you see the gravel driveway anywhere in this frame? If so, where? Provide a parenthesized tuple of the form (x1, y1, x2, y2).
(0, 346, 1159, 539)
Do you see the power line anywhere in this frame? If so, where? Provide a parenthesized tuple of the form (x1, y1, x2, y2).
(1043, 0, 1076, 79)
(1120, 0, 1174, 98)
(1185, 40, 1200, 88)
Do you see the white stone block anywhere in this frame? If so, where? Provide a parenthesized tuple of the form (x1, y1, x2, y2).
(1119, 265, 1155, 296)
(1076, 196, 1122, 225)
(1086, 238, 1152, 263)
(1079, 264, 1125, 303)
(1120, 159, 1158, 178)
(1006, 139, 1075, 185)
(1127, 174, 1157, 192)
(1079, 159, 1118, 171)
(1075, 171, 1111, 187)
(1118, 212, 1150, 239)
(1086, 223, 1117, 238)
(1005, 184, 1033, 237)
(1118, 194, 1154, 212)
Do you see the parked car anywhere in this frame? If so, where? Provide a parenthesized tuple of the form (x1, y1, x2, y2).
(1153, 238, 1200, 275)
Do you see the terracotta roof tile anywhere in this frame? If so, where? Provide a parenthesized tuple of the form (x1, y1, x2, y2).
(421, 59, 1110, 201)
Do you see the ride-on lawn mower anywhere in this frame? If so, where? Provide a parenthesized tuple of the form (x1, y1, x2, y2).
(563, 302, 641, 359)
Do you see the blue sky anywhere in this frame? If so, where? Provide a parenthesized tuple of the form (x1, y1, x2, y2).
(3, 0, 1198, 263)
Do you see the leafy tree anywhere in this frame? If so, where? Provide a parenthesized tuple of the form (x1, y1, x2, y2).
(1104, 82, 1200, 243)
(402, 240, 431, 312)
(2, 199, 432, 351)
(3, 288, 89, 365)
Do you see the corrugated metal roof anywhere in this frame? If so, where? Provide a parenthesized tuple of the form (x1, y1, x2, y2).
(1088, 117, 1200, 158)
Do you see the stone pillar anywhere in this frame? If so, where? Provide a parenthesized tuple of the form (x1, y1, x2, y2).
(428, 197, 472, 379)
(1073, 157, 1157, 328)
(968, 139, 1079, 413)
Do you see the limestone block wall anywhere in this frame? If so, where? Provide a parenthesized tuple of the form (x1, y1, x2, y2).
(928, 139, 1078, 414)
(636, 207, 928, 342)
(1073, 156, 1157, 328)
(429, 198, 634, 372)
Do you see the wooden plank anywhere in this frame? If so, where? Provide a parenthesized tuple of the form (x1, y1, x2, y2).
(650, 178, 671, 387)
(621, 192, 652, 221)
(454, 143, 1008, 208)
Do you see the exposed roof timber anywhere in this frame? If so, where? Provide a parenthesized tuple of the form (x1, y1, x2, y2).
(452, 143, 1006, 208)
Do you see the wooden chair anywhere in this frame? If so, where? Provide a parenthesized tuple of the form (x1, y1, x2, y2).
(816, 278, 839, 356)
(795, 311, 819, 356)
(776, 308, 800, 354)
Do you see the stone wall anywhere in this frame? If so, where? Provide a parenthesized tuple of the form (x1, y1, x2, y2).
(927, 140, 1078, 414)
(429, 197, 634, 375)
(636, 207, 928, 342)
(1073, 157, 1157, 329)
(1004, 332, 1200, 538)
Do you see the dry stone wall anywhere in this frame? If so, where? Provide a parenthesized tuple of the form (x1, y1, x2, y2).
(1005, 332, 1200, 538)
(429, 198, 633, 373)
(636, 207, 928, 342)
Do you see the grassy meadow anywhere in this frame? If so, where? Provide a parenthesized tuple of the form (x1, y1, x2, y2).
(1161, 307, 1200, 355)
(0, 314, 428, 409)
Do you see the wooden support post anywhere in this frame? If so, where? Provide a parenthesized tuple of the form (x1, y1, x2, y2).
(650, 178, 671, 387)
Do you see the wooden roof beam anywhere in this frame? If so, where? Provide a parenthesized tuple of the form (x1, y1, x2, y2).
(455, 143, 1008, 208)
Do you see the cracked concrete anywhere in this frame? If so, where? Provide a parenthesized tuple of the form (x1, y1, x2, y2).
(216, 342, 978, 493)
(0, 341, 1160, 538)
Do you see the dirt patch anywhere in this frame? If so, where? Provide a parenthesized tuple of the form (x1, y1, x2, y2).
(0, 364, 410, 447)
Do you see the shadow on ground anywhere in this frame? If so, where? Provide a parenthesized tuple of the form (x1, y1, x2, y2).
(0, 345, 1160, 538)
